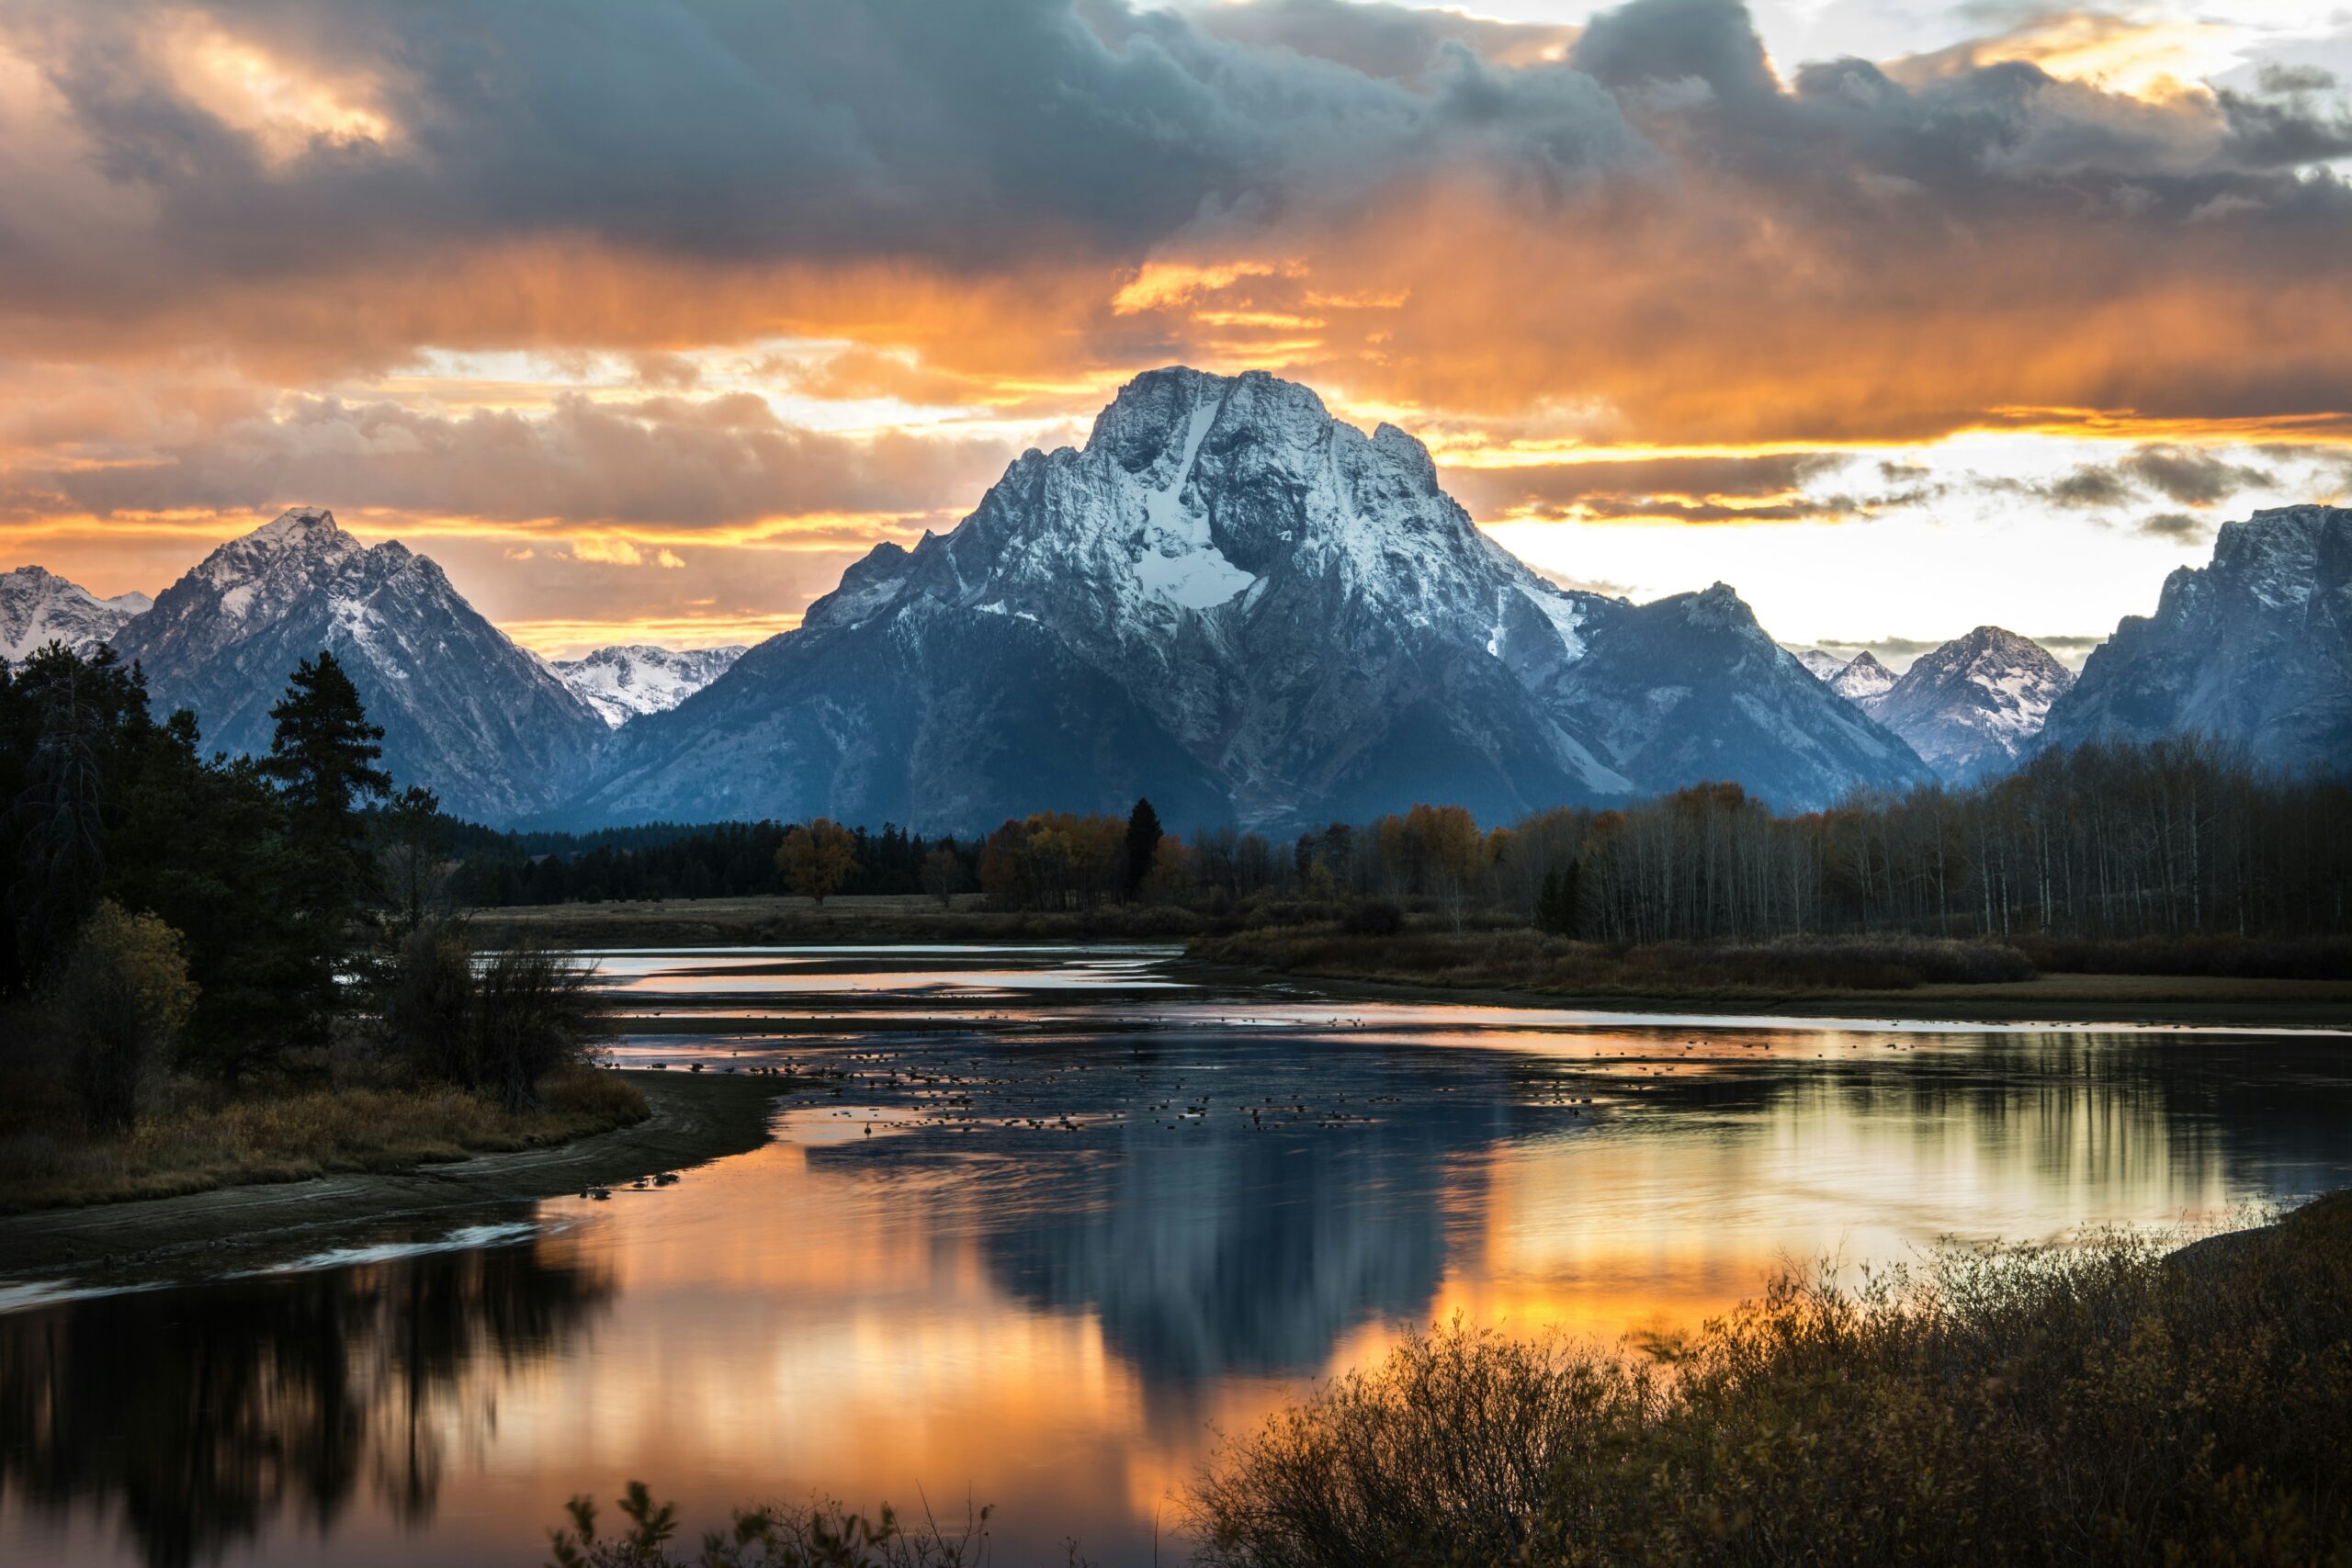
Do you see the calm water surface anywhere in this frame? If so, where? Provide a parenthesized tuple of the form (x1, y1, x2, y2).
(5, 944, 2348, 1567)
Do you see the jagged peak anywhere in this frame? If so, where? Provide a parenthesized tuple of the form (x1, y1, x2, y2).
(247, 505, 345, 544)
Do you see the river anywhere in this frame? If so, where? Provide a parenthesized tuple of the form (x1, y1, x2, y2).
(4, 943, 2348, 1566)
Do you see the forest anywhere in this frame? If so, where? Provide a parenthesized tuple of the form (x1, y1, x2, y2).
(460, 736, 2350, 944)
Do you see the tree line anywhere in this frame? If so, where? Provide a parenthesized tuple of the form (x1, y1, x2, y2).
(2, 643, 600, 1134)
(439, 736, 2347, 944)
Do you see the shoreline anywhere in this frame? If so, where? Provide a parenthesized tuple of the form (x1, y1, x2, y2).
(0, 1069, 786, 1285)
(1180, 960, 2352, 1032)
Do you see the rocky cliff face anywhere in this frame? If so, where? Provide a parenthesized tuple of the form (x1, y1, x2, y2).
(0, 565, 150, 661)
(111, 508, 606, 823)
(2036, 505, 2352, 774)
(576, 368, 1931, 830)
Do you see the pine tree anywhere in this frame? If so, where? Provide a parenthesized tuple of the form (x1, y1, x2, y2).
(262, 651, 392, 1040)
(1535, 858, 1582, 938)
(1124, 798, 1164, 900)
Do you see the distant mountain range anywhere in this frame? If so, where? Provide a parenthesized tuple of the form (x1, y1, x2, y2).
(573, 367, 1930, 829)
(6, 383, 2346, 827)
(1797, 629, 2076, 784)
(551, 644, 747, 728)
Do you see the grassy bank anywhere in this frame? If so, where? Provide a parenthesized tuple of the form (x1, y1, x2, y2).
(1187, 1192, 2352, 1566)
(469, 892, 1210, 949)
(0, 1063, 648, 1213)
(1187, 924, 2352, 1021)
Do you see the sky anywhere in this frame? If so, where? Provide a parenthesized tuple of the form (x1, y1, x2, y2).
(2, 0, 2349, 666)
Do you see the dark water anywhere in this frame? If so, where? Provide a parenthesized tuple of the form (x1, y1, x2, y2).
(4, 945, 2348, 1567)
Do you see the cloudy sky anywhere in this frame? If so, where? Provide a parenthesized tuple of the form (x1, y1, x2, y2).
(3, 0, 2348, 663)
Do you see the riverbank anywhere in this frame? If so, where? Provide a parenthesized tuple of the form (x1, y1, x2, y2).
(0, 1068, 786, 1280)
(1189, 928, 2352, 1031)
(467, 892, 1203, 947)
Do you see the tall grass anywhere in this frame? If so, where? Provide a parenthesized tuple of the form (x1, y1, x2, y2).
(1188, 1195, 2352, 1566)
(0, 1063, 646, 1213)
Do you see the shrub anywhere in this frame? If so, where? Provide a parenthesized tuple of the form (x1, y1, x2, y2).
(1340, 899, 1405, 936)
(1188, 1195, 2352, 1567)
(56, 900, 197, 1133)
(474, 943, 610, 1112)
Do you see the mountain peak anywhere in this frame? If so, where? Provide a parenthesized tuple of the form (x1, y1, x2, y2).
(247, 505, 346, 547)
(1, 563, 153, 661)
(1869, 627, 2073, 782)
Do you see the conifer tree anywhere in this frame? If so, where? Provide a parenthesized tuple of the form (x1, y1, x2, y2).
(262, 651, 391, 1038)
(1124, 797, 1164, 899)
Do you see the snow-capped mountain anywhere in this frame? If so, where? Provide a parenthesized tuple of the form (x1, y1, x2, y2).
(573, 368, 1931, 830)
(1826, 651, 1896, 704)
(1, 565, 151, 661)
(1792, 648, 1849, 682)
(2037, 504, 2351, 773)
(111, 508, 606, 823)
(1864, 626, 2075, 783)
(554, 643, 748, 728)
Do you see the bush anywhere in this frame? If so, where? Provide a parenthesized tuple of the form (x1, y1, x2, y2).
(475, 943, 610, 1112)
(1188, 1194, 2352, 1567)
(56, 901, 197, 1133)
(1340, 899, 1405, 936)
(379, 928, 611, 1111)
(2013, 932, 2352, 981)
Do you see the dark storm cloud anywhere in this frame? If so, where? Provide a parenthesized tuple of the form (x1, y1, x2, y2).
(1446, 450, 1934, 525)
(2135, 511, 2211, 541)
(1185, 0, 1580, 83)
(0, 0, 1640, 321)
(2037, 445, 2273, 511)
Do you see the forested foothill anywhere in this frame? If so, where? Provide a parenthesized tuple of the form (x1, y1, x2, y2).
(0, 643, 633, 1213)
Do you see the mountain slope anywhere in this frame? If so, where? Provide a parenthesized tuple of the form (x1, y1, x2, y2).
(1866, 626, 2075, 783)
(1, 565, 151, 660)
(2036, 504, 2352, 773)
(111, 508, 606, 822)
(554, 643, 747, 728)
(1793, 649, 1849, 681)
(577, 369, 1930, 829)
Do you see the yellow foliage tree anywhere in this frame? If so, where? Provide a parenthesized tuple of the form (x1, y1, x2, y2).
(775, 818, 858, 904)
(60, 899, 198, 1133)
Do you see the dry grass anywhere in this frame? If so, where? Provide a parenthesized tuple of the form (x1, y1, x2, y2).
(1188, 1193, 2352, 1567)
(0, 1063, 648, 1213)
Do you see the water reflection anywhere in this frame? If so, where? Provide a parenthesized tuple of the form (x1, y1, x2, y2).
(3, 948, 2348, 1568)
(0, 1237, 611, 1568)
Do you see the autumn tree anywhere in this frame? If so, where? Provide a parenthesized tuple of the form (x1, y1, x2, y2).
(921, 844, 967, 908)
(58, 899, 197, 1132)
(777, 818, 857, 903)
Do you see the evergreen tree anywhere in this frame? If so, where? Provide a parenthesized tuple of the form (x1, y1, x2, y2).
(261, 651, 391, 1039)
(1535, 859, 1582, 938)
(1124, 797, 1164, 899)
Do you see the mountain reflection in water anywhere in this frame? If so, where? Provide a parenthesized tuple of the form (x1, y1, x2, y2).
(3, 945, 2348, 1568)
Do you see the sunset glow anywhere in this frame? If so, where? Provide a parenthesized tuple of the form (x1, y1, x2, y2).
(3, 0, 2348, 665)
